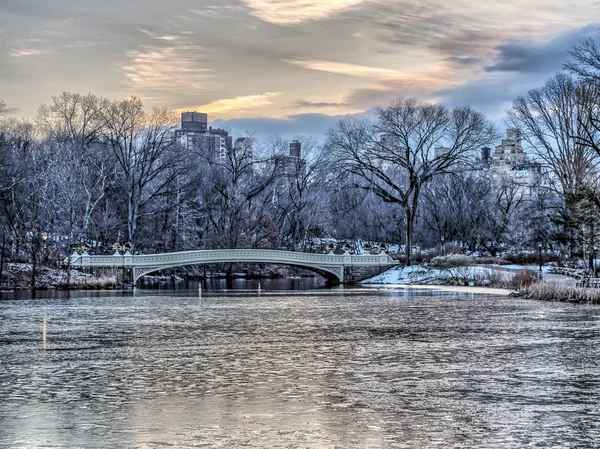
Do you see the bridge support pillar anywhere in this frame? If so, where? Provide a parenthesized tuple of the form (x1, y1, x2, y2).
(343, 265, 391, 284)
(122, 267, 133, 285)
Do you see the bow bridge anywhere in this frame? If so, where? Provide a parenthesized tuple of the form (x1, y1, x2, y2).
(69, 249, 398, 284)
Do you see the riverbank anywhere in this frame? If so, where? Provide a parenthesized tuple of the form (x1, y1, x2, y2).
(362, 264, 600, 303)
(0, 263, 124, 290)
(0, 262, 311, 291)
(361, 264, 516, 288)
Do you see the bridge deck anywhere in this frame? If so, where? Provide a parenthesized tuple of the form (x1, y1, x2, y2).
(69, 249, 398, 284)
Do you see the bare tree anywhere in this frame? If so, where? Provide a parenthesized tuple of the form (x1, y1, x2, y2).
(480, 176, 530, 256)
(565, 38, 600, 163)
(327, 98, 496, 265)
(37, 93, 116, 240)
(37, 92, 108, 147)
(329, 183, 404, 248)
(421, 171, 492, 251)
(272, 137, 331, 250)
(508, 73, 598, 196)
(102, 98, 184, 248)
(566, 38, 600, 84)
(195, 136, 283, 250)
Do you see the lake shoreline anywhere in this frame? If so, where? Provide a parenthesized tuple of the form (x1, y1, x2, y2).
(0, 262, 315, 292)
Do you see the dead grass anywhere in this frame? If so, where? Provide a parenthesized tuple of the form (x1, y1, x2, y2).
(519, 281, 600, 303)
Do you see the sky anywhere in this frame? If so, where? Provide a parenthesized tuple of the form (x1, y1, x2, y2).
(1, 0, 600, 139)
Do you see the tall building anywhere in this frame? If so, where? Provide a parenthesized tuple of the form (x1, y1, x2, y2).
(480, 146, 491, 165)
(434, 146, 451, 158)
(272, 140, 307, 206)
(469, 128, 545, 198)
(289, 140, 301, 159)
(181, 112, 207, 132)
(234, 137, 253, 159)
(176, 112, 232, 163)
(284, 140, 306, 176)
(491, 128, 529, 166)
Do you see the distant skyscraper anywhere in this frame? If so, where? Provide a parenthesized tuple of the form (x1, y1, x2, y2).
(289, 140, 301, 159)
(434, 146, 451, 158)
(233, 137, 254, 163)
(176, 112, 231, 163)
(468, 128, 545, 198)
(481, 147, 491, 164)
(181, 111, 207, 132)
(283, 140, 305, 177)
(491, 128, 528, 166)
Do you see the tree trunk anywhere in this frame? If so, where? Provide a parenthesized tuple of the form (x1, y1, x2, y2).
(127, 183, 140, 247)
(405, 208, 413, 266)
(404, 189, 420, 267)
(0, 229, 5, 286)
(31, 237, 38, 290)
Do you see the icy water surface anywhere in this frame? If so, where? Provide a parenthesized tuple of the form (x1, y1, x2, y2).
(1, 286, 599, 448)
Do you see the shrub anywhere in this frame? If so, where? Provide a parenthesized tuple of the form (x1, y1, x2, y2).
(471, 268, 513, 289)
(430, 253, 474, 269)
(506, 252, 567, 265)
(511, 269, 540, 289)
(474, 257, 511, 265)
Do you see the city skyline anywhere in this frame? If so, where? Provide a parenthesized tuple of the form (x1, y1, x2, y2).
(1, 0, 600, 137)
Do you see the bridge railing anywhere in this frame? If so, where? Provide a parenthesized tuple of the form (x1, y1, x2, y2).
(69, 249, 397, 268)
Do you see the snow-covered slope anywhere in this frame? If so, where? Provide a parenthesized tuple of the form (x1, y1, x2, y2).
(361, 265, 512, 285)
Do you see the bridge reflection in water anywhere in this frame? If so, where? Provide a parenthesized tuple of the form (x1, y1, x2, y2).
(69, 249, 398, 284)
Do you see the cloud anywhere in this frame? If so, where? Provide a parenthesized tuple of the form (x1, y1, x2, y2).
(242, 0, 364, 25)
(63, 40, 109, 48)
(120, 36, 211, 100)
(10, 48, 50, 57)
(213, 109, 374, 141)
(182, 92, 283, 117)
(444, 57, 479, 66)
(0, 107, 19, 115)
(338, 58, 465, 110)
(292, 99, 349, 108)
(485, 23, 600, 73)
(429, 29, 499, 59)
(2, 0, 600, 126)
(284, 58, 403, 79)
(138, 28, 182, 42)
(430, 24, 600, 123)
(435, 74, 531, 111)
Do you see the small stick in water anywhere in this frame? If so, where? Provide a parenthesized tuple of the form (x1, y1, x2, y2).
(42, 312, 47, 349)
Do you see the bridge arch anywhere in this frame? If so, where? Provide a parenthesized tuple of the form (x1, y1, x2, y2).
(133, 259, 342, 285)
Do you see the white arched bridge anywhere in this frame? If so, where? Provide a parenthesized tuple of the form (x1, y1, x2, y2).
(69, 249, 398, 284)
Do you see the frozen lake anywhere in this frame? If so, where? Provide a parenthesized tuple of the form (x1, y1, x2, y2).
(1, 283, 599, 448)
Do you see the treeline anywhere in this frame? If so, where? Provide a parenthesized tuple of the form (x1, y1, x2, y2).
(1, 36, 600, 275)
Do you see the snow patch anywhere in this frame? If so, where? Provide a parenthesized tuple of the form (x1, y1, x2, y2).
(361, 265, 511, 285)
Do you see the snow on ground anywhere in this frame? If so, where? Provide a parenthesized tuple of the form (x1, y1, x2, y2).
(361, 263, 577, 289)
(361, 265, 512, 285)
